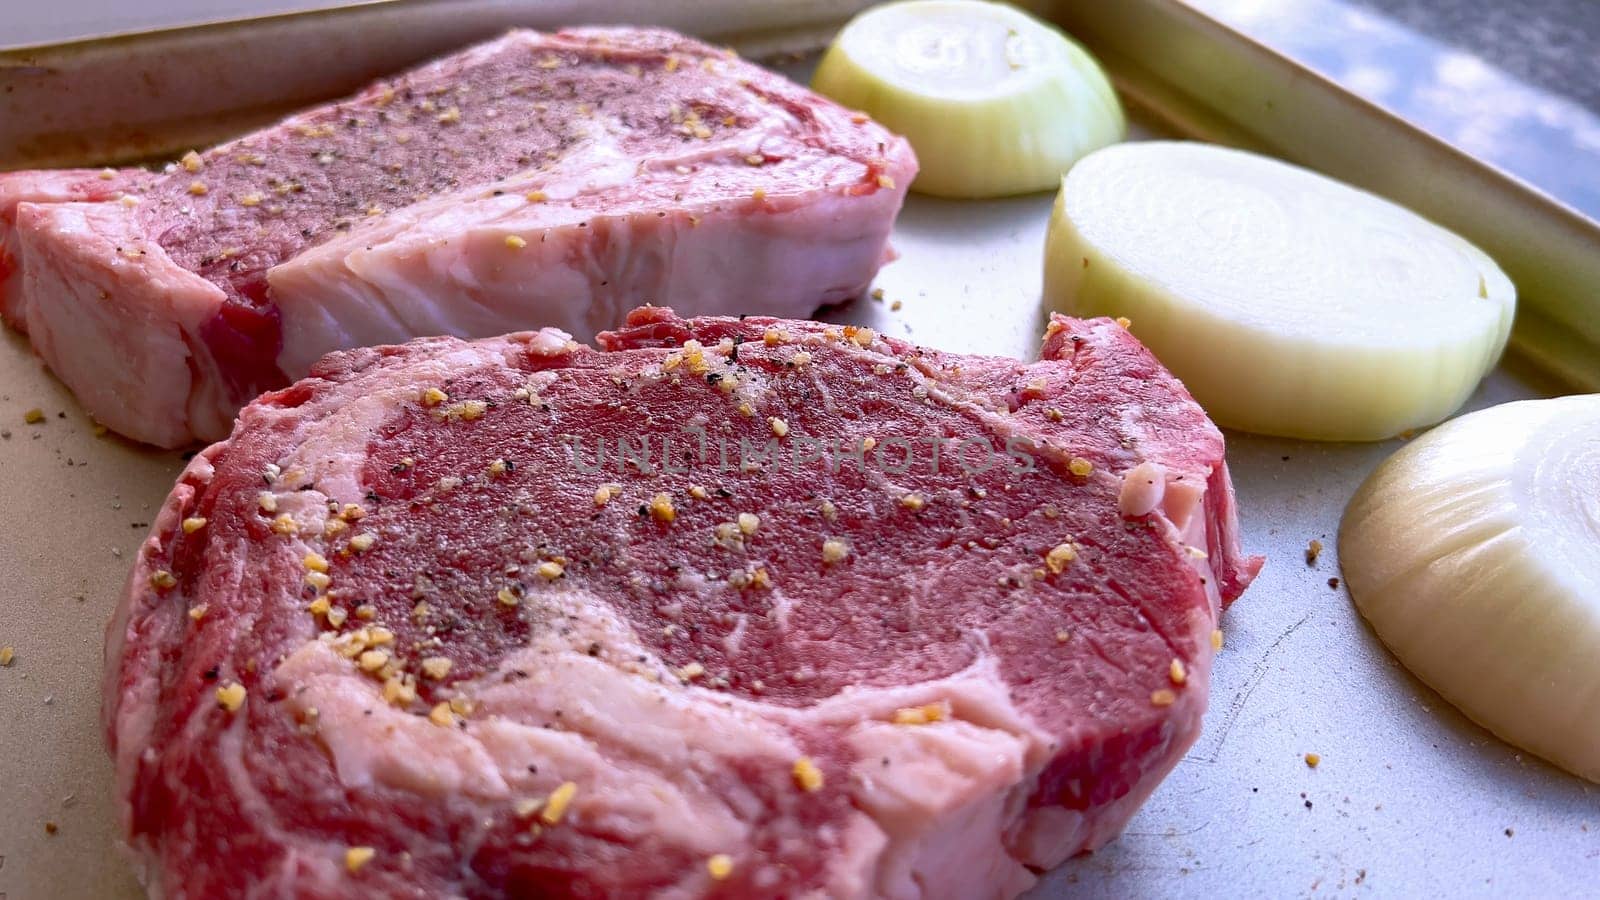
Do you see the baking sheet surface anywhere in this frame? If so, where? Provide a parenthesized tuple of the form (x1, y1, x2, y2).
(1, 34, 1595, 900)
(833, 192, 1594, 899)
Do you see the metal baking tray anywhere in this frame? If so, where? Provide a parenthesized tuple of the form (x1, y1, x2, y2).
(1, 2, 1594, 897)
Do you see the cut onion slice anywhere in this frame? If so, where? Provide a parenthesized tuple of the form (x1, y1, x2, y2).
(1340, 395, 1600, 782)
(811, 0, 1124, 198)
(1044, 141, 1516, 441)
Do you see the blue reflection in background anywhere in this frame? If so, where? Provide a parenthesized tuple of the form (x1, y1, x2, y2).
(1193, 0, 1600, 219)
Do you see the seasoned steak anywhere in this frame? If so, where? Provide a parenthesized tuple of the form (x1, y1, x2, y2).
(106, 308, 1259, 899)
(0, 28, 914, 447)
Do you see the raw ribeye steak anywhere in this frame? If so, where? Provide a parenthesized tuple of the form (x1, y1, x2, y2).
(0, 28, 914, 447)
(106, 307, 1260, 899)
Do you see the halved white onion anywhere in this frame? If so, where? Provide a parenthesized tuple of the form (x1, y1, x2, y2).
(1340, 395, 1600, 782)
(1043, 141, 1516, 441)
(811, 0, 1124, 198)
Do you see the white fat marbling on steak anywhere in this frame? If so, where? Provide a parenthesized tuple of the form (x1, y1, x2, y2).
(1, 28, 915, 447)
(278, 570, 1071, 899)
(106, 310, 1261, 899)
